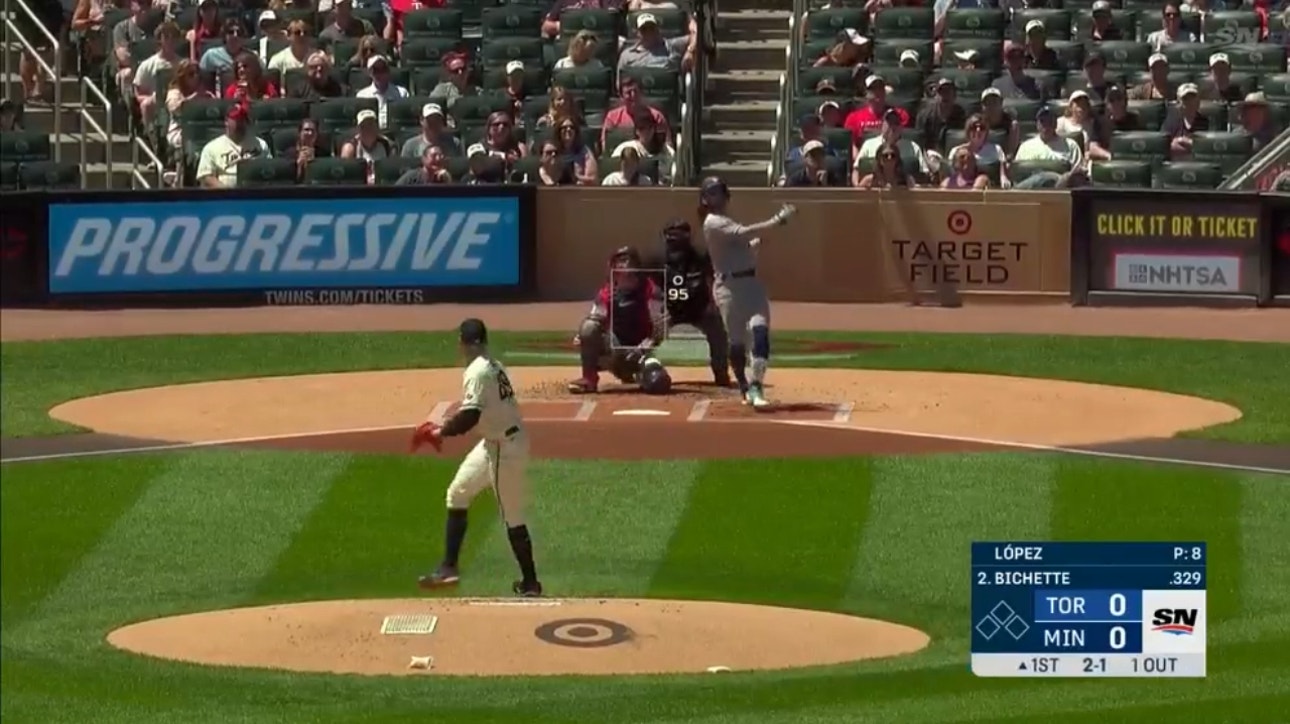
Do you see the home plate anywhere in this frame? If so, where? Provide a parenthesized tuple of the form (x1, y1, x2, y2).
(612, 409, 672, 417)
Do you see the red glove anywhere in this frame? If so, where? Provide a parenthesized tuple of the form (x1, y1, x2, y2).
(409, 421, 443, 453)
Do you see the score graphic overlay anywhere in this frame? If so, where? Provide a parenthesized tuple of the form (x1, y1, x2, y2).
(971, 542, 1206, 678)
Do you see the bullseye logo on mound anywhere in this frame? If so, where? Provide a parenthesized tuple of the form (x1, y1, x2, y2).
(533, 617, 633, 648)
(1151, 608, 1198, 636)
(946, 210, 973, 236)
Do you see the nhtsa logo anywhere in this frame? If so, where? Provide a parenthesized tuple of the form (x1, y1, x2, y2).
(265, 289, 426, 305)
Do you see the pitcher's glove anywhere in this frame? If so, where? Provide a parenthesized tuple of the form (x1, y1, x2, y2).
(409, 421, 444, 453)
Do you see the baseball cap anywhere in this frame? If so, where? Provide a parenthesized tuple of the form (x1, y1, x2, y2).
(1148, 52, 1168, 68)
(816, 77, 838, 93)
(817, 100, 841, 113)
(1092, 0, 1112, 12)
(612, 139, 646, 158)
(935, 77, 955, 91)
(883, 107, 901, 122)
(636, 12, 658, 28)
(1036, 105, 1056, 121)
(356, 109, 378, 125)
(802, 139, 826, 154)
(257, 9, 277, 23)
(1209, 52, 1230, 67)
(366, 54, 389, 70)
(1025, 19, 1046, 33)
(1106, 84, 1127, 100)
(458, 318, 488, 346)
(953, 49, 980, 62)
(843, 28, 870, 45)
(864, 74, 885, 89)
(467, 143, 487, 158)
(506, 60, 525, 75)
(1068, 89, 1090, 103)
(421, 102, 444, 118)
(1177, 82, 1199, 99)
(899, 49, 920, 67)
(227, 103, 249, 122)
(1243, 91, 1268, 106)
(1004, 40, 1024, 56)
(981, 86, 1003, 101)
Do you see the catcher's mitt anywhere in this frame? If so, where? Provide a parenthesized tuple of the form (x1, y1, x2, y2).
(409, 421, 444, 453)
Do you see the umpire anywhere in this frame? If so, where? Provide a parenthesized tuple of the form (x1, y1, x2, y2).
(655, 218, 733, 387)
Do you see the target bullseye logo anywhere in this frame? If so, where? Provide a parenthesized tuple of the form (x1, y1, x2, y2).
(533, 617, 633, 648)
(947, 211, 973, 236)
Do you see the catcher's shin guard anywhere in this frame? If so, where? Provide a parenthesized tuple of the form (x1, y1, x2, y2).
(571, 318, 606, 392)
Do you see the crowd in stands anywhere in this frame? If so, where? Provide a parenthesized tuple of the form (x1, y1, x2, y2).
(9, 0, 694, 189)
(782, 0, 1288, 189)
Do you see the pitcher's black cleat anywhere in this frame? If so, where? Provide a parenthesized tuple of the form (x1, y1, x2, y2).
(513, 579, 543, 597)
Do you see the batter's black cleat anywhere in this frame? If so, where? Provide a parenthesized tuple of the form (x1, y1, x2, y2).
(513, 579, 544, 597)
(713, 370, 733, 388)
(418, 565, 460, 589)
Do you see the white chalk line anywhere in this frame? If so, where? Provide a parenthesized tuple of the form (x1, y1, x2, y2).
(573, 401, 597, 421)
(832, 402, 855, 423)
(687, 400, 711, 422)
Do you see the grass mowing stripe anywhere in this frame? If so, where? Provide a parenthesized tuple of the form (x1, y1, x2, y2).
(252, 454, 467, 602)
(648, 458, 872, 610)
(0, 457, 161, 628)
(847, 454, 1054, 634)
(5, 449, 346, 654)
(1223, 471, 1290, 644)
(456, 460, 701, 597)
(1049, 459, 1244, 648)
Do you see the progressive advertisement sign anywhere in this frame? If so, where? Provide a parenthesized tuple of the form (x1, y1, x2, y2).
(46, 192, 530, 303)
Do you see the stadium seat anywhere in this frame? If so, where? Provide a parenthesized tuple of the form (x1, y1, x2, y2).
(403, 9, 465, 38)
(872, 40, 935, 70)
(176, 97, 235, 159)
(1010, 9, 1073, 41)
(480, 5, 543, 39)
(821, 126, 852, 154)
(792, 94, 852, 121)
(941, 38, 1003, 71)
(1073, 9, 1139, 41)
(871, 7, 935, 39)
(943, 8, 1006, 40)
(1195, 100, 1229, 130)
(1091, 159, 1153, 187)
(329, 37, 394, 67)
(934, 68, 997, 97)
(1047, 40, 1086, 70)
(249, 98, 309, 133)
(1189, 131, 1253, 175)
(237, 157, 298, 187)
(806, 7, 868, 40)
(373, 156, 421, 185)
(351, 6, 387, 37)
(448, 93, 514, 127)
(1024, 69, 1068, 98)
(1004, 98, 1043, 129)
(270, 128, 333, 158)
(129, 38, 192, 66)
(1202, 10, 1261, 44)
(0, 130, 51, 163)
(0, 162, 18, 190)
(442, 0, 486, 27)
(385, 97, 437, 133)
(401, 36, 465, 67)
(1138, 11, 1202, 40)
(302, 157, 368, 185)
(1264, 73, 1290, 102)
(554, 66, 614, 116)
(1126, 100, 1167, 130)
(619, 66, 680, 112)
(561, 8, 621, 38)
(1109, 131, 1170, 162)
(1010, 158, 1071, 183)
(1163, 42, 1216, 72)
(1222, 43, 1288, 74)
(943, 127, 1011, 155)
(1156, 161, 1223, 188)
(627, 9, 687, 39)
(18, 160, 79, 189)
(868, 66, 926, 97)
(798, 66, 856, 93)
(1091, 40, 1152, 72)
(800, 39, 834, 69)
(312, 97, 380, 135)
(480, 37, 546, 71)
(483, 66, 549, 93)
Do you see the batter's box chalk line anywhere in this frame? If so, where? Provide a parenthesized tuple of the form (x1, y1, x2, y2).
(381, 614, 439, 635)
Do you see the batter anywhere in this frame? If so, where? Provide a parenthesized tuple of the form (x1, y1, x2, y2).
(411, 318, 542, 598)
(698, 177, 796, 408)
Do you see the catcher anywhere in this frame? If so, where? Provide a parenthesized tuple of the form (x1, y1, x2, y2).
(567, 246, 674, 395)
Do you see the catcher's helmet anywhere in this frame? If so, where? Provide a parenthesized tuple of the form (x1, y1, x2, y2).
(699, 176, 730, 205)
(638, 358, 672, 395)
(661, 218, 692, 246)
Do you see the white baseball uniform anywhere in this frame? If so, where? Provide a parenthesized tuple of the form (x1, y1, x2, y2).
(444, 355, 531, 526)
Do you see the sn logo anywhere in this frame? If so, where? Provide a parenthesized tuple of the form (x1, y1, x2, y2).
(1151, 608, 1198, 636)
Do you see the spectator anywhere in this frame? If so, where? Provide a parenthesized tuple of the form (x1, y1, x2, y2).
(1103, 86, 1143, 133)
(1236, 92, 1280, 151)
(1023, 21, 1060, 70)
(1070, 53, 1113, 104)
(1129, 54, 1175, 100)
(1057, 90, 1111, 160)
(555, 30, 605, 71)
(1183, 0, 1227, 23)
(225, 52, 279, 101)
(320, 0, 375, 44)
(402, 103, 460, 157)
(163, 59, 214, 151)
(553, 117, 598, 184)
(857, 143, 917, 189)
(187, 0, 222, 63)
(289, 51, 344, 99)
(602, 140, 654, 186)
(898, 49, 921, 70)
(427, 53, 477, 110)
(257, 11, 287, 58)
(1088, 0, 1123, 40)
(854, 107, 930, 185)
(785, 140, 845, 186)
(634, 109, 674, 183)
(503, 61, 532, 121)
(386, 0, 449, 47)
(18, 0, 66, 103)
(916, 78, 966, 155)
(980, 88, 1021, 154)
(73, 0, 111, 77)
(534, 140, 578, 185)
(481, 111, 527, 164)
(0, 99, 20, 131)
(134, 21, 182, 127)
(464, 143, 506, 184)
(341, 109, 394, 182)
(1146, 3, 1196, 52)
(356, 55, 410, 126)
(1163, 83, 1209, 157)
(814, 30, 871, 69)
(617, 13, 694, 73)
(949, 114, 1006, 175)
(199, 17, 247, 80)
(601, 76, 669, 148)
(1198, 53, 1242, 103)
(814, 77, 841, 97)
(952, 49, 980, 70)
(543, 0, 625, 40)
(787, 113, 840, 163)
(941, 146, 990, 189)
(536, 86, 581, 128)
(819, 99, 846, 128)
(844, 75, 909, 145)
(346, 34, 382, 71)
(196, 103, 270, 188)
(1015, 106, 1082, 168)
(396, 144, 454, 185)
(994, 42, 1044, 100)
(268, 20, 312, 74)
(284, 118, 329, 180)
(113, 0, 154, 101)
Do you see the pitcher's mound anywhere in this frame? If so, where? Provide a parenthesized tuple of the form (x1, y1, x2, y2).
(106, 598, 930, 677)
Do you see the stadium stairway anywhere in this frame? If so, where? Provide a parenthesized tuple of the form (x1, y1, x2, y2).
(3, 40, 135, 189)
(701, 0, 788, 186)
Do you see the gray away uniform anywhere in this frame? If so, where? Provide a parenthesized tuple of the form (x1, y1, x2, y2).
(702, 212, 775, 393)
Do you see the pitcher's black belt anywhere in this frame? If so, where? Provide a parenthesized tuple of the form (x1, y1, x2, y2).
(716, 269, 756, 280)
(488, 426, 522, 442)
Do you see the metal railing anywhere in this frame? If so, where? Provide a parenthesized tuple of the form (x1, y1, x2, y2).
(675, 72, 693, 184)
(79, 76, 113, 189)
(769, 2, 806, 186)
(3, 0, 64, 161)
(679, 0, 715, 185)
(1220, 125, 1290, 191)
(130, 126, 165, 189)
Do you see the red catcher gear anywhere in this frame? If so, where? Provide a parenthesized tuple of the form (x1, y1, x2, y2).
(593, 276, 660, 347)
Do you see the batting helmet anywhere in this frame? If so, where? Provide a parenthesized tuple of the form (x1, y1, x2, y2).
(638, 358, 672, 395)
(699, 176, 730, 205)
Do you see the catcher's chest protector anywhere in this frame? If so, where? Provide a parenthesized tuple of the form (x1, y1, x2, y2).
(609, 287, 652, 347)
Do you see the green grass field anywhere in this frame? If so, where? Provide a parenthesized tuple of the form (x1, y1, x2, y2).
(2, 332, 1288, 723)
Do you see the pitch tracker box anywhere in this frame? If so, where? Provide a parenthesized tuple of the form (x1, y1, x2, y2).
(970, 542, 1207, 678)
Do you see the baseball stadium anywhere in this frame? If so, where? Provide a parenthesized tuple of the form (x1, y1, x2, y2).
(3, 0, 1290, 722)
